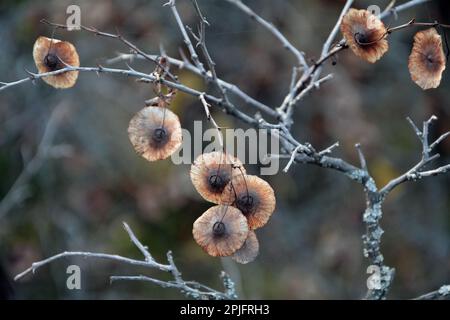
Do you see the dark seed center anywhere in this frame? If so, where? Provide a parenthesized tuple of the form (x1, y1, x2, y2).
(354, 32, 367, 45)
(44, 53, 59, 71)
(423, 52, 441, 71)
(152, 127, 168, 144)
(209, 174, 224, 190)
(212, 221, 226, 236)
(236, 194, 255, 214)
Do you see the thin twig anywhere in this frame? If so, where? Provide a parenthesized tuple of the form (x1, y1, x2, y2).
(321, 0, 354, 59)
(122, 222, 153, 262)
(413, 285, 450, 300)
(277, 0, 352, 120)
(0, 105, 71, 219)
(164, 0, 206, 74)
(380, 0, 432, 19)
(188, 0, 231, 105)
(278, 0, 431, 120)
(380, 116, 450, 195)
(224, 0, 308, 69)
(355, 143, 368, 172)
(283, 73, 334, 122)
(283, 145, 302, 173)
(199, 92, 224, 148)
(40, 19, 179, 82)
(15, 222, 236, 300)
(318, 142, 340, 156)
(106, 52, 279, 118)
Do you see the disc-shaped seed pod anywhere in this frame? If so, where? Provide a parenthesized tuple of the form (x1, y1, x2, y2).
(190, 151, 245, 204)
(128, 106, 182, 161)
(33, 36, 80, 89)
(192, 205, 249, 257)
(232, 230, 259, 264)
(408, 28, 446, 90)
(223, 175, 276, 230)
(340, 9, 389, 63)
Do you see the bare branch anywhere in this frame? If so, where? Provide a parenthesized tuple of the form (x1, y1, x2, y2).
(430, 132, 450, 150)
(413, 285, 450, 300)
(106, 52, 279, 118)
(224, 0, 308, 69)
(282, 73, 334, 123)
(321, 0, 354, 59)
(411, 164, 450, 178)
(318, 142, 340, 156)
(188, 0, 231, 106)
(0, 105, 71, 219)
(15, 222, 236, 300)
(406, 116, 423, 138)
(380, 116, 450, 196)
(277, 0, 352, 122)
(0, 65, 262, 129)
(40, 19, 179, 82)
(1, 0, 442, 301)
(122, 222, 153, 262)
(164, 0, 206, 74)
(283, 145, 302, 173)
(278, 0, 431, 122)
(380, 0, 432, 19)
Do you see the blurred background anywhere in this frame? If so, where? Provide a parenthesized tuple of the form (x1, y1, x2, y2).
(0, 0, 449, 299)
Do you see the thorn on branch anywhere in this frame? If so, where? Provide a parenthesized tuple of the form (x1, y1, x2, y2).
(406, 116, 423, 138)
(199, 93, 212, 120)
(318, 142, 340, 156)
(163, 0, 176, 7)
(355, 143, 368, 172)
(125, 62, 137, 72)
(283, 145, 302, 173)
(430, 131, 450, 150)
(414, 284, 450, 300)
(24, 68, 37, 80)
(425, 114, 438, 128)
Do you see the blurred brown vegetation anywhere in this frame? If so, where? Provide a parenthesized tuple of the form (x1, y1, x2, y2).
(0, 0, 449, 299)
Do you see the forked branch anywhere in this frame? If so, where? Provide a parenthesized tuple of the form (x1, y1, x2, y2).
(14, 222, 237, 300)
(1, 0, 447, 300)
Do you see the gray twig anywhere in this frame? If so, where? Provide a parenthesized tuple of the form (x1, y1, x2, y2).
(39, 19, 178, 82)
(199, 92, 224, 148)
(277, 0, 430, 123)
(283, 145, 302, 173)
(318, 142, 340, 156)
(187, 0, 231, 105)
(321, 0, 355, 60)
(165, 0, 206, 74)
(15, 222, 236, 300)
(413, 285, 450, 300)
(380, 116, 450, 196)
(0, 105, 71, 219)
(355, 143, 368, 172)
(1, 0, 443, 301)
(106, 52, 278, 118)
(224, 0, 308, 69)
(380, 0, 431, 19)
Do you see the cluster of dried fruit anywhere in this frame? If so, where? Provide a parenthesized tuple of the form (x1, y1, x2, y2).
(341, 9, 447, 90)
(31, 8, 445, 264)
(190, 152, 276, 264)
(127, 102, 277, 264)
(31, 35, 275, 264)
